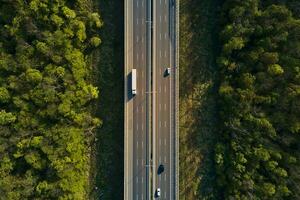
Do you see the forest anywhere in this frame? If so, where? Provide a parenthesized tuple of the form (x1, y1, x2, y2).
(215, 0, 300, 199)
(0, 0, 300, 199)
(0, 0, 101, 199)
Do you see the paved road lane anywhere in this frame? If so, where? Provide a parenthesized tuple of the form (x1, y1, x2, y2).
(153, 0, 176, 199)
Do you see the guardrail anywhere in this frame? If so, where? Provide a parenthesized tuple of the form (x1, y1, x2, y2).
(146, 0, 152, 199)
(175, 0, 180, 199)
(170, 0, 179, 198)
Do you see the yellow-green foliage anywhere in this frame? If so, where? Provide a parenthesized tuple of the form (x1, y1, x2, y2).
(0, 0, 103, 199)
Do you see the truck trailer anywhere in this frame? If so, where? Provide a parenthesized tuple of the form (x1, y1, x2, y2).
(132, 69, 137, 95)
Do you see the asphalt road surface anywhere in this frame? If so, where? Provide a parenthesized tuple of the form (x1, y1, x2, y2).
(125, 0, 177, 199)
(132, 0, 148, 199)
(153, 0, 176, 199)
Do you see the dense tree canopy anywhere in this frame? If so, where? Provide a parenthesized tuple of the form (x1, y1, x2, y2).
(216, 0, 300, 199)
(0, 0, 102, 199)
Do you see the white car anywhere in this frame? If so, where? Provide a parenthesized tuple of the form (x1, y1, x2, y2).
(156, 188, 161, 197)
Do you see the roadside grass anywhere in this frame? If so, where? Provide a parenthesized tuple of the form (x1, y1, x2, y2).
(90, 0, 124, 199)
(179, 0, 222, 199)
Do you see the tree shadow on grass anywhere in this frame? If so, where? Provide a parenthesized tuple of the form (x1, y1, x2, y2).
(179, 0, 223, 199)
(92, 0, 124, 199)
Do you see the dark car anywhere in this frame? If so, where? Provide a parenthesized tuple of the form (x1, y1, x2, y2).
(171, 0, 175, 6)
(157, 164, 165, 175)
(164, 67, 171, 77)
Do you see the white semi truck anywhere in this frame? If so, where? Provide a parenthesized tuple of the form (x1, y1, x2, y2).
(132, 69, 137, 95)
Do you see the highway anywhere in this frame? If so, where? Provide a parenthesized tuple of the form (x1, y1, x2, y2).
(124, 0, 149, 199)
(153, 0, 176, 199)
(125, 0, 178, 199)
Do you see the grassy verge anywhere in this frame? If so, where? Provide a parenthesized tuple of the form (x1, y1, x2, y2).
(90, 0, 124, 199)
(179, 0, 222, 199)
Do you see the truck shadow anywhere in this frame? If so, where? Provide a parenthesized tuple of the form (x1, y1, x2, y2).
(127, 72, 133, 101)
